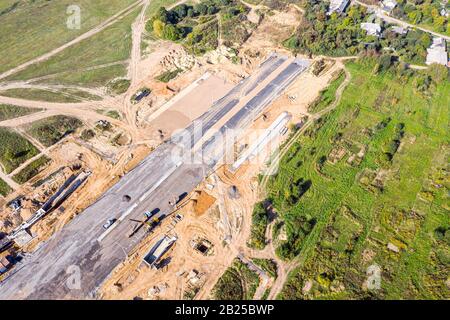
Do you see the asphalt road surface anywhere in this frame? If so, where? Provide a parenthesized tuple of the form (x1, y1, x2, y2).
(0, 54, 309, 299)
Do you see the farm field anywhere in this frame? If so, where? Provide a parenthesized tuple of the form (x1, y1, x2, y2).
(265, 60, 449, 299)
(0, 0, 137, 74)
(0, 127, 39, 174)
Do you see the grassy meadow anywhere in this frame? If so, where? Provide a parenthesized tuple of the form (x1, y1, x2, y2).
(0, 0, 137, 74)
(265, 60, 449, 299)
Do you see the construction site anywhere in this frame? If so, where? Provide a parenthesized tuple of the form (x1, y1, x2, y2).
(0, 1, 346, 300)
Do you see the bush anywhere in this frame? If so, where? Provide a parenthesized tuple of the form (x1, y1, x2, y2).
(155, 68, 183, 82)
(80, 129, 95, 141)
(247, 202, 269, 250)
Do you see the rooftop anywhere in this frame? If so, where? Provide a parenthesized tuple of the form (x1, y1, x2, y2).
(327, 0, 350, 15)
(361, 22, 382, 37)
(426, 37, 448, 66)
(382, 0, 397, 13)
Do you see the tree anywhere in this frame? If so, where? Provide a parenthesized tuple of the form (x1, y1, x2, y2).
(163, 24, 183, 41)
(153, 19, 166, 38)
(172, 4, 190, 20)
(194, 3, 208, 16)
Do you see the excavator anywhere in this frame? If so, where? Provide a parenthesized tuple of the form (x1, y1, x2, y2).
(127, 209, 162, 238)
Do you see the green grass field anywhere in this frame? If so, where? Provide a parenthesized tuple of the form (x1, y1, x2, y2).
(0, 127, 39, 174)
(0, 88, 102, 103)
(0, 178, 12, 197)
(0, 104, 40, 121)
(0, 0, 136, 74)
(309, 70, 345, 113)
(26, 115, 83, 147)
(12, 155, 51, 184)
(265, 60, 449, 299)
(5, 6, 140, 86)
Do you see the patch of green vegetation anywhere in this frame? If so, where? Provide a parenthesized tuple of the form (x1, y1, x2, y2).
(27, 116, 83, 147)
(0, 178, 12, 197)
(96, 109, 123, 120)
(266, 59, 449, 299)
(12, 155, 51, 184)
(309, 71, 345, 113)
(0, 88, 101, 103)
(0, 127, 39, 174)
(146, 0, 252, 54)
(247, 202, 269, 250)
(252, 258, 278, 278)
(105, 110, 123, 120)
(6, 6, 140, 89)
(220, 4, 255, 48)
(155, 68, 183, 82)
(106, 78, 131, 95)
(0, 0, 136, 74)
(391, 0, 449, 36)
(80, 129, 96, 141)
(212, 258, 260, 300)
(0, 104, 40, 121)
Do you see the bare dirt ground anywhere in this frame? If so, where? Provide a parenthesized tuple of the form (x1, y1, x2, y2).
(144, 74, 234, 141)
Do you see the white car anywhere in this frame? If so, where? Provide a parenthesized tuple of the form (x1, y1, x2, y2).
(103, 218, 117, 230)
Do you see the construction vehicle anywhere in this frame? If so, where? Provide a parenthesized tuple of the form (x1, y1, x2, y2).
(127, 211, 164, 238)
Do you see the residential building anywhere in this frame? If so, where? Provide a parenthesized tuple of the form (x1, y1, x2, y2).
(426, 37, 449, 66)
(381, 0, 397, 13)
(327, 0, 350, 15)
(361, 22, 382, 37)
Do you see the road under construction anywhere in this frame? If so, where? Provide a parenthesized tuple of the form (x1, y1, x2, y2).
(0, 53, 310, 299)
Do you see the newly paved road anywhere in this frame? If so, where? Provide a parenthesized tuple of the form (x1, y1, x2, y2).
(0, 54, 309, 299)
